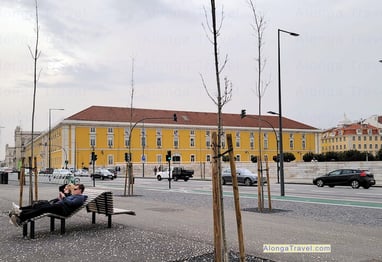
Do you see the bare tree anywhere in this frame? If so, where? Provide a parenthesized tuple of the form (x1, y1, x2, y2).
(28, 0, 42, 205)
(201, 1, 232, 260)
(124, 57, 135, 196)
(249, 0, 269, 210)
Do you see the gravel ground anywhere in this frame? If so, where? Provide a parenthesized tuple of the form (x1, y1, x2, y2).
(0, 183, 274, 262)
(174, 250, 273, 262)
(1, 180, 381, 261)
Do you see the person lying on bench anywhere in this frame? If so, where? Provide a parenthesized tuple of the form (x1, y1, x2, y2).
(50, 183, 76, 204)
(10, 184, 87, 227)
(9, 183, 75, 217)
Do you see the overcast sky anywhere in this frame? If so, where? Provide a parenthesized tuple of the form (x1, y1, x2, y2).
(1, 0, 381, 159)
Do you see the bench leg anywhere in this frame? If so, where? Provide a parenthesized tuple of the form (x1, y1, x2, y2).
(60, 219, 65, 234)
(23, 223, 27, 238)
(92, 212, 96, 224)
(30, 221, 35, 239)
(107, 215, 112, 228)
(50, 217, 55, 232)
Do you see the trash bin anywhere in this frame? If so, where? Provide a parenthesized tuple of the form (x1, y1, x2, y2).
(3, 172, 8, 184)
(0, 172, 8, 184)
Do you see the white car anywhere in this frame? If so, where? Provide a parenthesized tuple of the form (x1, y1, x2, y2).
(156, 168, 173, 181)
(52, 169, 72, 179)
(74, 169, 90, 177)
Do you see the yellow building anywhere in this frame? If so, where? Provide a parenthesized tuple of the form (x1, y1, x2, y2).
(23, 106, 319, 172)
(321, 123, 382, 155)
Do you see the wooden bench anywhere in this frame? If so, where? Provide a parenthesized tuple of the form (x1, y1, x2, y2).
(21, 190, 135, 239)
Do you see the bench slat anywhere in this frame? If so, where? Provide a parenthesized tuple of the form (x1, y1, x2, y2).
(113, 208, 136, 215)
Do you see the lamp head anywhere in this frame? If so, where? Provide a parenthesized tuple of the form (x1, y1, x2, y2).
(240, 109, 247, 119)
(267, 111, 279, 115)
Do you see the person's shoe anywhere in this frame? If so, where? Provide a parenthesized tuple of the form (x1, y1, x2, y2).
(10, 215, 22, 227)
(8, 210, 15, 218)
(12, 202, 20, 215)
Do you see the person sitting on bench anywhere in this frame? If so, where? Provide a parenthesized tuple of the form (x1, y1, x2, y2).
(10, 184, 87, 227)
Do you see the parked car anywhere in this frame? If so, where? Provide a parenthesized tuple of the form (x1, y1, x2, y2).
(313, 169, 376, 189)
(156, 167, 194, 181)
(107, 168, 118, 178)
(74, 169, 90, 177)
(52, 169, 73, 179)
(222, 168, 265, 186)
(91, 168, 114, 180)
(39, 168, 54, 175)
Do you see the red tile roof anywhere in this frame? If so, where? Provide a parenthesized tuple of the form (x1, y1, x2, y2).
(342, 123, 379, 135)
(64, 105, 317, 130)
(323, 123, 380, 136)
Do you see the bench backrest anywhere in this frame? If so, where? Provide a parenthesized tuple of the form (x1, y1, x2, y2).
(86, 191, 114, 215)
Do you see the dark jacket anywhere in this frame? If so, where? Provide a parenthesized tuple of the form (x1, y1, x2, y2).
(55, 194, 87, 215)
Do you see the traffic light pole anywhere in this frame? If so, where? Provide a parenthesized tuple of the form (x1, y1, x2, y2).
(168, 160, 171, 189)
(122, 114, 177, 196)
(167, 150, 172, 189)
(91, 150, 97, 187)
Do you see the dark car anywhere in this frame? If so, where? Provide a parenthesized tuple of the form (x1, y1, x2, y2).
(90, 168, 114, 180)
(39, 168, 54, 175)
(313, 169, 376, 189)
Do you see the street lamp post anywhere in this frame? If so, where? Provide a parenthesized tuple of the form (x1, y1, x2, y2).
(49, 144, 68, 168)
(124, 114, 177, 196)
(241, 110, 279, 183)
(266, 111, 281, 183)
(277, 29, 299, 196)
(142, 123, 145, 177)
(49, 108, 64, 170)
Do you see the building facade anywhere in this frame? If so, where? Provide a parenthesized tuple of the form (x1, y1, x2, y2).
(4, 127, 42, 170)
(321, 123, 382, 155)
(20, 106, 319, 171)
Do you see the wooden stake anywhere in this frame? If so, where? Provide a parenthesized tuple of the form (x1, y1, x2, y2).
(257, 156, 262, 212)
(265, 156, 272, 211)
(227, 134, 245, 262)
(34, 157, 38, 201)
(211, 132, 222, 262)
(19, 158, 25, 207)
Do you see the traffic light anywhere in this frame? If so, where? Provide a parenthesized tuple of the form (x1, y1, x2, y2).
(91, 152, 98, 162)
(173, 113, 177, 122)
(166, 150, 171, 162)
(125, 152, 130, 162)
(240, 109, 246, 119)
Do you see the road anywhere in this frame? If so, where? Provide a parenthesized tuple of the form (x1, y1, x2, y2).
(87, 177, 382, 210)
